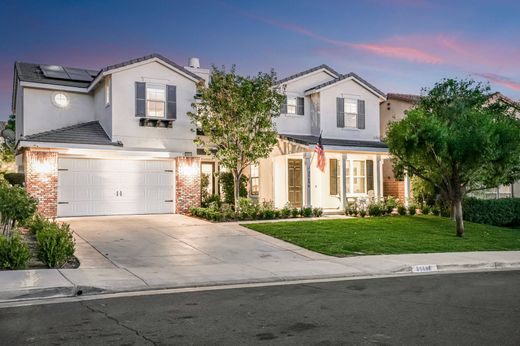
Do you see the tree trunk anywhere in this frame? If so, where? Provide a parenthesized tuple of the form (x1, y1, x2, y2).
(453, 199, 464, 237)
(233, 172, 241, 212)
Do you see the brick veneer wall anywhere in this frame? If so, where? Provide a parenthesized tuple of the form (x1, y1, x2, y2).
(383, 177, 405, 201)
(175, 157, 201, 214)
(24, 150, 58, 218)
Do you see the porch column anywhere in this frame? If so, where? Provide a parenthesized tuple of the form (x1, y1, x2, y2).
(404, 172, 411, 206)
(341, 153, 348, 208)
(304, 152, 312, 208)
(375, 155, 382, 200)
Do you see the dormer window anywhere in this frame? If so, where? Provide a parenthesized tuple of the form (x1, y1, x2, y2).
(146, 84, 166, 118)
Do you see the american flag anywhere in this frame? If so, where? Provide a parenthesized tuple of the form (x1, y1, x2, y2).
(314, 133, 325, 172)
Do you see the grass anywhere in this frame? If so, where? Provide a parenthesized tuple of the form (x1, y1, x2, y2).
(243, 215, 520, 256)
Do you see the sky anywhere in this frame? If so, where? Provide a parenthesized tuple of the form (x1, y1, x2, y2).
(1, 0, 519, 120)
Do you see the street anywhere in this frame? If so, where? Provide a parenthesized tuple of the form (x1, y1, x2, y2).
(1, 270, 520, 345)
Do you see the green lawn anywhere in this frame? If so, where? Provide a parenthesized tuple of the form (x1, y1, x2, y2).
(243, 216, 520, 256)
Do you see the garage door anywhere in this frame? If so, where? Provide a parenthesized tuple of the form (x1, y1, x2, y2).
(58, 158, 175, 217)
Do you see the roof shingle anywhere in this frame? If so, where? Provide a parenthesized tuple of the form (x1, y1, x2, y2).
(22, 121, 122, 147)
(305, 72, 386, 98)
(276, 64, 339, 85)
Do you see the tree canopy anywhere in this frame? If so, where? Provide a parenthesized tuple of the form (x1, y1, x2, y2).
(188, 66, 285, 209)
(386, 79, 520, 236)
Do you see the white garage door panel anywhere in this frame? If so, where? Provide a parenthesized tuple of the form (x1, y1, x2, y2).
(58, 158, 175, 217)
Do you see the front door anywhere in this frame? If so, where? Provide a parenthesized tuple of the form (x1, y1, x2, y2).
(288, 159, 303, 208)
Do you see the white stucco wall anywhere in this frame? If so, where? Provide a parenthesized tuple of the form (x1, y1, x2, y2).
(274, 70, 335, 136)
(93, 77, 112, 138)
(110, 61, 198, 154)
(22, 88, 95, 137)
(319, 79, 382, 141)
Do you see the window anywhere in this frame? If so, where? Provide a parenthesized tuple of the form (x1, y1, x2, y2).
(286, 97, 297, 114)
(344, 99, 357, 128)
(352, 160, 366, 193)
(329, 159, 340, 195)
(146, 84, 166, 117)
(250, 164, 260, 195)
(104, 77, 111, 106)
(345, 160, 350, 194)
(52, 92, 69, 108)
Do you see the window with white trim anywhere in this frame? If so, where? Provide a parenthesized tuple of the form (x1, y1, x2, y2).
(286, 97, 297, 114)
(146, 84, 166, 117)
(344, 99, 357, 128)
(250, 164, 260, 195)
(352, 160, 366, 193)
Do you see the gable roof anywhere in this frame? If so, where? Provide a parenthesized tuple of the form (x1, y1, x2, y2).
(99, 53, 203, 81)
(14, 53, 203, 90)
(276, 64, 339, 85)
(22, 121, 122, 147)
(305, 72, 386, 98)
(386, 93, 421, 103)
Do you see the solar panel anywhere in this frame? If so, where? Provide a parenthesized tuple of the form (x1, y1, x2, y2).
(63, 67, 93, 82)
(40, 65, 70, 80)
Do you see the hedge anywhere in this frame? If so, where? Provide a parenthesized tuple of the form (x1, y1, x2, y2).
(463, 197, 520, 227)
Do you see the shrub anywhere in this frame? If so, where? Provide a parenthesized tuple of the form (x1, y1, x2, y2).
(291, 208, 300, 218)
(36, 222, 75, 268)
(280, 206, 291, 218)
(312, 207, 323, 217)
(24, 214, 49, 235)
(384, 197, 397, 214)
(431, 205, 441, 216)
(0, 181, 38, 235)
(345, 203, 357, 216)
(397, 204, 407, 216)
(202, 194, 221, 208)
(463, 197, 520, 227)
(359, 209, 367, 218)
(368, 202, 384, 217)
(219, 172, 247, 205)
(408, 204, 417, 216)
(0, 232, 31, 270)
(420, 204, 431, 215)
(302, 207, 313, 218)
(3, 173, 25, 186)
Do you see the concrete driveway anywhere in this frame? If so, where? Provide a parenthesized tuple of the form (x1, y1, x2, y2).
(62, 214, 357, 291)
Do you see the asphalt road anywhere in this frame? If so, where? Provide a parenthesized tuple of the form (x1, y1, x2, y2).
(1, 271, 520, 345)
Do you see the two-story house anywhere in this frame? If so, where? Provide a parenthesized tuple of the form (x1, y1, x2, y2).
(252, 65, 389, 211)
(13, 54, 208, 217)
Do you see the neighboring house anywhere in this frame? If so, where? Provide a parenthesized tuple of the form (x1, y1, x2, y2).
(380, 92, 520, 200)
(253, 65, 389, 211)
(13, 53, 210, 217)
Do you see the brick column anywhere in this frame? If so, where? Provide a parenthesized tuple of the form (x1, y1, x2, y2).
(175, 157, 201, 214)
(24, 150, 58, 218)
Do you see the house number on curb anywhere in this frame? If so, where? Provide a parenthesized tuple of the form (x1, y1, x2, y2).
(411, 264, 438, 273)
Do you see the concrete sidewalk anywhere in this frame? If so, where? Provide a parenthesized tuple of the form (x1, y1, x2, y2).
(2, 249, 519, 302)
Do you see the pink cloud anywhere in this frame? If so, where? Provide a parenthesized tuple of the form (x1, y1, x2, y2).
(476, 73, 520, 92)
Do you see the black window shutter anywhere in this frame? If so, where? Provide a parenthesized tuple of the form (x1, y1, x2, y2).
(135, 82, 146, 117)
(366, 160, 374, 192)
(357, 99, 365, 129)
(280, 96, 287, 114)
(336, 97, 344, 127)
(166, 85, 177, 119)
(297, 97, 304, 115)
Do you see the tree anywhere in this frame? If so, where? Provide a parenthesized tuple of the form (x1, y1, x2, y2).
(386, 79, 520, 237)
(1, 114, 16, 163)
(188, 66, 285, 211)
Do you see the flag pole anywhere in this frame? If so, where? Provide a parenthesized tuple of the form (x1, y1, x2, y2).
(310, 130, 323, 164)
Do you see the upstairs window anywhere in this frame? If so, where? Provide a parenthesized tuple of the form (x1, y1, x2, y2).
(146, 84, 166, 117)
(281, 96, 304, 115)
(344, 99, 358, 128)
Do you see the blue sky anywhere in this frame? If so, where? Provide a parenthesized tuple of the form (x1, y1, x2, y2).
(1, 0, 519, 120)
